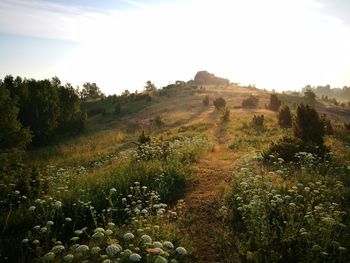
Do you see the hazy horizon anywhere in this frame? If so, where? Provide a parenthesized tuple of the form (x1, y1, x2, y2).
(1, 0, 350, 94)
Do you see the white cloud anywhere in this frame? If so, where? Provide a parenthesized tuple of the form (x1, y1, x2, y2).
(1, 0, 350, 93)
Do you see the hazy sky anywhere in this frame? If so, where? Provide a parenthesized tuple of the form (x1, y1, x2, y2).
(0, 0, 350, 94)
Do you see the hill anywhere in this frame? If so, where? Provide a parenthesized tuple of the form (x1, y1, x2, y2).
(1, 79, 350, 262)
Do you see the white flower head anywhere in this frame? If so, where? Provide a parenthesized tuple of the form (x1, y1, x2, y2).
(129, 253, 141, 262)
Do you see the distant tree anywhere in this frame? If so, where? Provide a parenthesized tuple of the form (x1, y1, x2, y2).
(122, 89, 130, 97)
(268, 94, 282, 111)
(304, 88, 316, 102)
(144, 81, 157, 93)
(213, 97, 226, 110)
(81, 82, 104, 100)
(278, 105, 292, 129)
(203, 95, 209, 106)
(242, 95, 259, 108)
(294, 104, 324, 145)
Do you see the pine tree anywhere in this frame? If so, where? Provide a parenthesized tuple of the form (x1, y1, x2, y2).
(278, 105, 292, 128)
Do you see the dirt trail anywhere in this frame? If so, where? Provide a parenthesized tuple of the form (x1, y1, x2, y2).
(181, 125, 237, 262)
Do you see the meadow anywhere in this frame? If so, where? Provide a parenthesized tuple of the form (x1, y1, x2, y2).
(1, 81, 350, 263)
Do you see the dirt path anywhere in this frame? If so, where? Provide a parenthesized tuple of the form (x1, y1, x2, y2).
(181, 126, 238, 262)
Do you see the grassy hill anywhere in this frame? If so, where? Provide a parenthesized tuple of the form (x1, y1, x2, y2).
(1, 83, 350, 262)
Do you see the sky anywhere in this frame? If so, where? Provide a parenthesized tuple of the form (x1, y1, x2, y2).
(0, 0, 350, 94)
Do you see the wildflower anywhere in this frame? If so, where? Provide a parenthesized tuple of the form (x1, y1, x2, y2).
(52, 245, 65, 254)
(105, 229, 113, 236)
(33, 240, 40, 245)
(76, 245, 89, 256)
(175, 247, 187, 255)
(154, 256, 168, 263)
(102, 259, 111, 263)
(46, 221, 54, 226)
(54, 201, 62, 208)
(129, 253, 141, 262)
(63, 254, 74, 262)
(41, 227, 48, 233)
(109, 188, 117, 194)
(74, 230, 83, 235)
(107, 222, 115, 228)
(106, 244, 121, 257)
(43, 252, 55, 262)
(65, 217, 72, 222)
(338, 246, 347, 252)
(123, 232, 134, 241)
(312, 245, 321, 252)
(91, 246, 101, 255)
(70, 236, 79, 241)
(29, 206, 36, 212)
(22, 238, 29, 244)
(163, 241, 174, 249)
(141, 234, 152, 243)
(92, 231, 105, 239)
(153, 242, 163, 248)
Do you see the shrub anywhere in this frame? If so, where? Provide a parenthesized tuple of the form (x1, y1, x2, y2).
(278, 104, 292, 128)
(294, 104, 324, 145)
(138, 130, 150, 144)
(88, 107, 106, 117)
(262, 136, 303, 162)
(202, 95, 209, 106)
(320, 114, 333, 135)
(242, 95, 259, 108)
(213, 97, 226, 110)
(304, 89, 316, 102)
(268, 94, 281, 111)
(154, 115, 164, 128)
(252, 114, 264, 127)
(220, 107, 230, 122)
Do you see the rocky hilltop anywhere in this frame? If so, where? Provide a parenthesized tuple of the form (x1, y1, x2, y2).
(193, 70, 229, 85)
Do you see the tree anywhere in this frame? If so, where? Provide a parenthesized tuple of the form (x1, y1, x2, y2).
(81, 82, 104, 100)
(268, 94, 282, 111)
(213, 97, 226, 110)
(278, 105, 292, 128)
(304, 89, 316, 102)
(294, 104, 324, 145)
(144, 81, 156, 93)
(242, 95, 259, 108)
(0, 85, 31, 150)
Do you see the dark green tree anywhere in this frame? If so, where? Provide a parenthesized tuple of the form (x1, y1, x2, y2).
(278, 105, 292, 128)
(294, 104, 324, 145)
(268, 94, 281, 111)
(81, 82, 104, 100)
(304, 88, 316, 102)
(213, 97, 226, 110)
(202, 95, 209, 106)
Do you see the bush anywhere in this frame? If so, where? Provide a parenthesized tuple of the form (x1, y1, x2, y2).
(278, 105, 292, 129)
(268, 94, 281, 111)
(262, 136, 303, 162)
(88, 107, 106, 117)
(213, 97, 226, 110)
(294, 104, 324, 145)
(220, 107, 230, 122)
(154, 115, 164, 128)
(242, 95, 259, 108)
(202, 95, 209, 106)
(252, 114, 264, 127)
(138, 130, 150, 144)
(304, 89, 316, 102)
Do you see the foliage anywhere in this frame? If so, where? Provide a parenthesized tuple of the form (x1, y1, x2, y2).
(138, 131, 151, 145)
(278, 104, 292, 129)
(220, 107, 230, 122)
(226, 161, 350, 263)
(80, 82, 104, 100)
(268, 94, 282, 111)
(1, 75, 86, 146)
(242, 95, 259, 108)
(304, 88, 316, 102)
(294, 104, 324, 145)
(202, 95, 209, 106)
(114, 103, 122, 115)
(144, 80, 157, 93)
(320, 114, 333, 135)
(154, 115, 164, 128)
(252, 114, 264, 128)
(262, 136, 303, 162)
(213, 97, 226, 110)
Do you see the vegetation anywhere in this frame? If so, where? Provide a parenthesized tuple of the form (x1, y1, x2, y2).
(1, 77, 350, 263)
(202, 95, 209, 106)
(213, 97, 226, 110)
(242, 95, 259, 108)
(278, 104, 292, 128)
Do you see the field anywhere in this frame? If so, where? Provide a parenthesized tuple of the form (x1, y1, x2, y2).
(1, 83, 350, 263)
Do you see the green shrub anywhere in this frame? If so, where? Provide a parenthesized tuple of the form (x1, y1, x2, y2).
(268, 94, 281, 111)
(242, 95, 259, 108)
(294, 104, 324, 145)
(262, 136, 303, 162)
(213, 97, 226, 110)
(252, 114, 264, 127)
(320, 114, 333, 135)
(278, 104, 292, 129)
(220, 107, 230, 122)
(114, 103, 121, 115)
